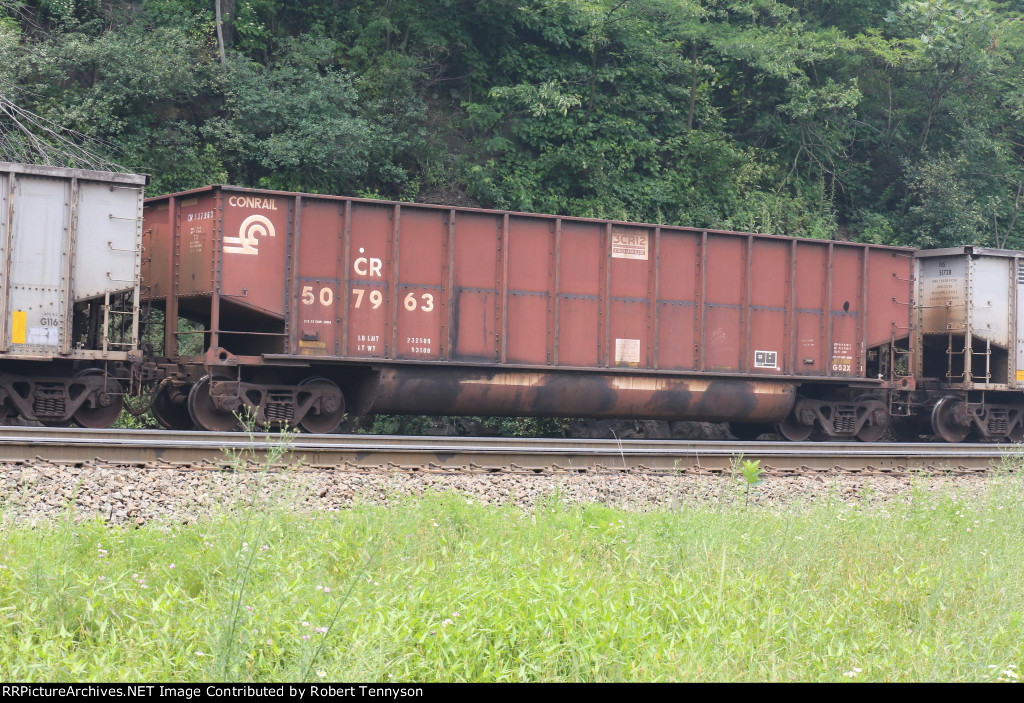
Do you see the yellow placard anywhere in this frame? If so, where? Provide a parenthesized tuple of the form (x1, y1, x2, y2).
(1016, 369, 1024, 382)
(11, 311, 26, 344)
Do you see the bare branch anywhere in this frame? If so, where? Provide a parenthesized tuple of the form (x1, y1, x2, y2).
(0, 93, 126, 171)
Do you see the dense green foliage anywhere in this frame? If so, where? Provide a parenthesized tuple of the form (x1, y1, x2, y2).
(1, 0, 1023, 247)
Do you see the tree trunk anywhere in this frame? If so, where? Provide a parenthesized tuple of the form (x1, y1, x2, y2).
(215, 0, 226, 64)
(687, 42, 698, 130)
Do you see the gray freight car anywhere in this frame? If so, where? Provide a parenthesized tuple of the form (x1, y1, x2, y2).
(897, 247, 1024, 441)
(0, 162, 146, 427)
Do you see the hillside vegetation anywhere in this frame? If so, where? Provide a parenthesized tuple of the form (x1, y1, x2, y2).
(1, 0, 1022, 248)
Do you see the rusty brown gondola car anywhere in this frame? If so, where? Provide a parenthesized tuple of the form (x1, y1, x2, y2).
(139, 187, 915, 439)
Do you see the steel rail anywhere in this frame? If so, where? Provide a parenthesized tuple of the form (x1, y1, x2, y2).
(0, 426, 1019, 474)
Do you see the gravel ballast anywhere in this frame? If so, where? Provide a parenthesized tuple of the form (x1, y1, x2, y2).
(0, 462, 1005, 525)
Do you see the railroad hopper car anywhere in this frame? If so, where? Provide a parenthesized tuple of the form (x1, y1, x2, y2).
(140, 186, 915, 438)
(889, 247, 1024, 442)
(0, 162, 146, 427)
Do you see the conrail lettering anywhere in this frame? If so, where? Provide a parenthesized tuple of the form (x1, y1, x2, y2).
(228, 196, 278, 210)
(353, 248, 383, 277)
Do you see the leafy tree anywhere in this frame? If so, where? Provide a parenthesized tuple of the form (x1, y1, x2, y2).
(0, 0, 1020, 247)
(848, 0, 1024, 247)
(204, 35, 378, 192)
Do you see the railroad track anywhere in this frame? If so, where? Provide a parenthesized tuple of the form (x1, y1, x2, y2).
(0, 426, 1020, 475)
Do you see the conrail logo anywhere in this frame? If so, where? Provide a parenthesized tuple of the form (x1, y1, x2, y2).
(224, 214, 275, 255)
(227, 196, 278, 210)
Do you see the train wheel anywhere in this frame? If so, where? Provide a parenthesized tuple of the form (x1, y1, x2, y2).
(188, 376, 241, 432)
(0, 398, 17, 419)
(297, 377, 345, 434)
(855, 398, 888, 442)
(809, 427, 832, 441)
(151, 383, 195, 431)
(931, 396, 972, 443)
(72, 370, 124, 429)
(777, 398, 813, 442)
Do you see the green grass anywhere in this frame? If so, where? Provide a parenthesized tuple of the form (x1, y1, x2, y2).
(0, 472, 1022, 682)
